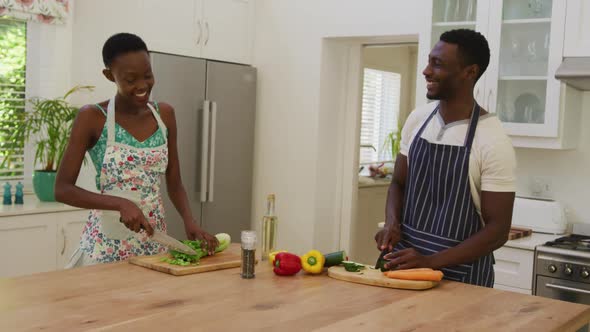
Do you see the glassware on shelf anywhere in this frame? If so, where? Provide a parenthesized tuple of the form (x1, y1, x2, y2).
(511, 37, 521, 59)
(453, 0, 462, 21)
(514, 92, 544, 124)
(466, 0, 475, 21)
(443, 0, 454, 22)
(542, 32, 550, 61)
(528, 0, 544, 17)
(527, 40, 537, 62)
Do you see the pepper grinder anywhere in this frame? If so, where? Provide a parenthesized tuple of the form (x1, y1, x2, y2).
(14, 182, 24, 204)
(241, 230, 256, 279)
(3, 182, 12, 205)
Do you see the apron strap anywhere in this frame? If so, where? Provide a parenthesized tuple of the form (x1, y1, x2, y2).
(414, 104, 440, 139)
(106, 97, 117, 145)
(463, 103, 480, 151)
(146, 102, 168, 144)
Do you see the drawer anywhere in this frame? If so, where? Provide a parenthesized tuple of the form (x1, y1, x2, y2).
(493, 246, 534, 290)
(493, 283, 532, 295)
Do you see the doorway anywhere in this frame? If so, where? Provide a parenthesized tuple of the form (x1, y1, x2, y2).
(313, 35, 422, 258)
(353, 43, 418, 264)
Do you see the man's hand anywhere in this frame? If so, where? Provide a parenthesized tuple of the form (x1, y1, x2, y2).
(384, 248, 433, 270)
(374, 224, 401, 251)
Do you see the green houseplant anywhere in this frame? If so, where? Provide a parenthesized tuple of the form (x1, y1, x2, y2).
(382, 123, 403, 163)
(0, 85, 93, 201)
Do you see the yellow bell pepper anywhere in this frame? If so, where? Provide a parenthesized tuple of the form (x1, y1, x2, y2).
(268, 250, 287, 266)
(301, 250, 325, 274)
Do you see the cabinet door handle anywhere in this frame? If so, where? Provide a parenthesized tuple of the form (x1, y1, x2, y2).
(200, 100, 210, 203)
(546, 283, 590, 295)
(196, 20, 202, 45)
(204, 21, 210, 46)
(60, 227, 66, 255)
(208, 101, 217, 202)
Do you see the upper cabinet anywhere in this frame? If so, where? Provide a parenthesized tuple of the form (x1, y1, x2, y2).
(141, 0, 201, 58)
(201, 0, 254, 64)
(419, 0, 582, 149)
(431, 0, 490, 107)
(564, 0, 590, 57)
(140, 0, 254, 64)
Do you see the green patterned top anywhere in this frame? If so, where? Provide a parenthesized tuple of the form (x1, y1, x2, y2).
(88, 102, 167, 189)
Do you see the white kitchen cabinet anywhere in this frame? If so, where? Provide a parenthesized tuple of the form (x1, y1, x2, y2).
(201, 0, 253, 64)
(485, 0, 566, 137)
(140, 0, 254, 64)
(141, 0, 202, 57)
(421, 0, 582, 149)
(0, 209, 89, 278)
(56, 212, 89, 269)
(564, 0, 590, 57)
(0, 216, 58, 278)
(419, 0, 490, 105)
(493, 246, 534, 293)
(493, 283, 532, 294)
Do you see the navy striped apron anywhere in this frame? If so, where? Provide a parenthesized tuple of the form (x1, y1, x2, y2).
(395, 103, 494, 287)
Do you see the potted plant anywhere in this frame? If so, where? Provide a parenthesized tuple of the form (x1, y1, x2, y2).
(0, 85, 93, 201)
(378, 124, 403, 176)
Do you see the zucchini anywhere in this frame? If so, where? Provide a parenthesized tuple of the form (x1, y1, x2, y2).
(324, 250, 348, 267)
(341, 261, 365, 272)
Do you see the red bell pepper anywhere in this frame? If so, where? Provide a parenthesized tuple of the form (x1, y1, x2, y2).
(273, 252, 302, 276)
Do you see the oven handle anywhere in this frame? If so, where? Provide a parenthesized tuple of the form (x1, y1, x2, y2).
(546, 283, 590, 295)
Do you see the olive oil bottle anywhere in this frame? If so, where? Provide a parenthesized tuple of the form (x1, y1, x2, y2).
(261, 194, 277, 261)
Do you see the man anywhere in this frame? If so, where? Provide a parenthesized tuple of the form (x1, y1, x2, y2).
(374, 29, 516, 287)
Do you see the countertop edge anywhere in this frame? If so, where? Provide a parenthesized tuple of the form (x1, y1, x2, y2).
(0, 195, 85, 218)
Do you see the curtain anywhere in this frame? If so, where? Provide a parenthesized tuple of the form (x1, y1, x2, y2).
(0, 0, 69, 25)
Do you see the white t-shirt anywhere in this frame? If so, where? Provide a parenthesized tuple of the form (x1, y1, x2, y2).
(400, 102, 516, 216)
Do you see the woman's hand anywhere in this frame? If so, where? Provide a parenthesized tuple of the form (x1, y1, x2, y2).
(118, 199, 154, 236)
(185, 221, 219, 255)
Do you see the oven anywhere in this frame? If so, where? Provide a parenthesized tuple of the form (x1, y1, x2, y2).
(534, 242, 590, 305)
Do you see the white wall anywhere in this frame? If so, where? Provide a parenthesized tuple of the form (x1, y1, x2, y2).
(252, 0, 429, 254)
(514, 92, 590, 225)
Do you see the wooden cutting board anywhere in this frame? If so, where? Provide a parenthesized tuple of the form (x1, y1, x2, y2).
(128, 243, 242, 276)
(328, 266, 438, 290)
(508, 227, 533, 240)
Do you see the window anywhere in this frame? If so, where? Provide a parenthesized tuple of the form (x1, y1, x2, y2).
(359, 68, 401, 165)
(0, 18, 26, 181)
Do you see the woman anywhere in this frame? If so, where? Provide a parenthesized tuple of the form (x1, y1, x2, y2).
(56, 33, 218, 266)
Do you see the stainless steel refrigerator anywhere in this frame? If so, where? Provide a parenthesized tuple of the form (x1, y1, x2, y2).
(149, 52, 256, 241)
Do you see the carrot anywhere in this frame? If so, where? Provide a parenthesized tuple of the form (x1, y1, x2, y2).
(385, 269, 444, 282)
(381, 268, 433, 276)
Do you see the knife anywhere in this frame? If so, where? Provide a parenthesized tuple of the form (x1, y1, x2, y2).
(375, 249, 389, 269)
(151, 230, 198, 256)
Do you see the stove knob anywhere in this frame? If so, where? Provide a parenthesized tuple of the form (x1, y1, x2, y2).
(565, 266, 573, 275)
(582, 270, 590, 279)
(548, 264, 557, 273)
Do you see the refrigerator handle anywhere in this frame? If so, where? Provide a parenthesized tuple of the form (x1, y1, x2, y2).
(208, 101, 217, 202)
(200, 100, 210, 202)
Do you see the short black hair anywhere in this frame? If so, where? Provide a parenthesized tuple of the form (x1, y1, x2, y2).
(439, 29, 490, 80)
(102, 33, 148, 67)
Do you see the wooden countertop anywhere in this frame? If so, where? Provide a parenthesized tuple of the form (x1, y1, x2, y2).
(1, 246, 589, 331)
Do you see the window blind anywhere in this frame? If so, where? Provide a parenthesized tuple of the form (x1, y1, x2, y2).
(0, 18, 26, 181)
(359, 68, 401, 165)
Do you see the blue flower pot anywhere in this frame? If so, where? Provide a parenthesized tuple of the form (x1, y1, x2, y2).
(33, 170, 57, 202)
